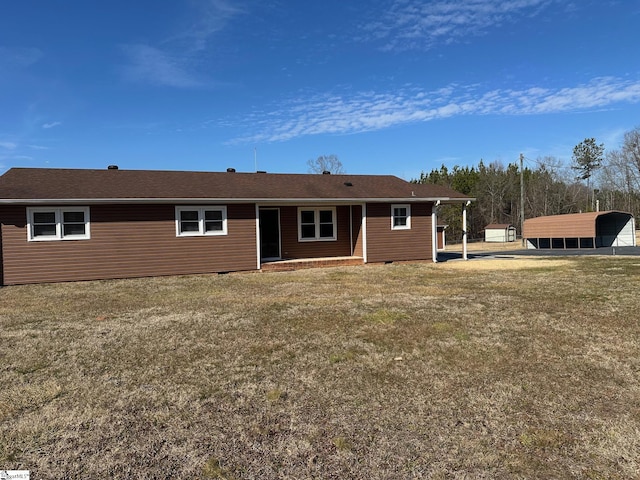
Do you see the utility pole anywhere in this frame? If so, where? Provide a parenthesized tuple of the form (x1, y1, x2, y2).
(520, 153, 525, 245)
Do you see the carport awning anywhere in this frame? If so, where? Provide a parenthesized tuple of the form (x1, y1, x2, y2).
(523, 211, 629, 238)
(524, 212, 597, 238)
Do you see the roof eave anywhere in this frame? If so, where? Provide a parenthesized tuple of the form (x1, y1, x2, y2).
(0, 196, 475, 205)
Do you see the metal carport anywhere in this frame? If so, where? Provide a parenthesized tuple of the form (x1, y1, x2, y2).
(523, 211, 636, 249)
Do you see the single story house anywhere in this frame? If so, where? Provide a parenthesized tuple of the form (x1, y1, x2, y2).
(0, 167, 473, 285)
(484, 224, 517, 242)
(523, 211, 636, 249)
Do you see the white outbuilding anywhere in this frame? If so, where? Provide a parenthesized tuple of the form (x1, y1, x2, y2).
(484, 224, 517, 242)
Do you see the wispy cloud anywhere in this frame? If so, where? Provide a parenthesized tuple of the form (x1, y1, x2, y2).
(42, 121, 62, 129)
(0, 46, 43, 69)
(121, 44, 204, 88)
(359, 0, 557, 50)
(168, 0, 246, 52)
(120, 0, 244, 88)
(0, 141, 18, 150)
(228, 77, 640, 144)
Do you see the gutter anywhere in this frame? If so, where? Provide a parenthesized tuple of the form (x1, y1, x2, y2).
(0, 197, 476, 205)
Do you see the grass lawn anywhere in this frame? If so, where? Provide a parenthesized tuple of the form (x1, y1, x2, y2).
(1, 257, 639, 479)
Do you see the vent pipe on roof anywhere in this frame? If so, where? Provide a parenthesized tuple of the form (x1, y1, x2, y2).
(322, 170, 331, 174)
(107, 165, 119, 170)
(227, 168, 236, 173)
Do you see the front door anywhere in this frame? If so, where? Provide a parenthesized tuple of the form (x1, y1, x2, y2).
(259, 208, 281, 260)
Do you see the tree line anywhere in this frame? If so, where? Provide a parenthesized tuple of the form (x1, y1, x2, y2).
(412, 127, 640, 242)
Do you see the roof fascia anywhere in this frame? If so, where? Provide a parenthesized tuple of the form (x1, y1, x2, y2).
(0, 197, 475, 205)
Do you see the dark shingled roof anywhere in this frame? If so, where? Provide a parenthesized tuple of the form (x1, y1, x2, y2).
(0, 168, 472, 203)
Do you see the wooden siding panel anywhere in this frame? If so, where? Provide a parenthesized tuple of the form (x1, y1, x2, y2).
(366, 202, 433, 263)
(1, 204, 257, 285)
(437, 227, 445, 250)
(278, 205, 353, 259)
(351, 205, 364, 257)
(0, 206, 9, 285)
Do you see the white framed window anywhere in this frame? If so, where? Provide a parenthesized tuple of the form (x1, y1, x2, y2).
(391, 204, 411, 230)
(27, 207, 91, 241)
(176, 206, 227, 236)
(298, 207, 336, 241)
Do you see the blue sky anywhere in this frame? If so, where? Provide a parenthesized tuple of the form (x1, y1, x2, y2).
(1, 0, 639, 180)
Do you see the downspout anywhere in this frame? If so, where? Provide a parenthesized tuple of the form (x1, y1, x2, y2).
(255, 204, 261, 270)
(462, 201, 470, 260)
(362, 203, 367, 263)
(432, 200, 440, 263)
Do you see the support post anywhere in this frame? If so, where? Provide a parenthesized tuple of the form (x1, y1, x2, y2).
(255, 204, 261, 270)
(361, 203, 368, 263)
(462, 201, 470, 260)
(432, 200, 440, 263)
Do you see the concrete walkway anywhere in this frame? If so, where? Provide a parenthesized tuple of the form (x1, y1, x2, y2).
(437, 246, 640, 262)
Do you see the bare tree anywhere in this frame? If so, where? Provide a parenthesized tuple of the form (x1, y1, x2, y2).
(476, 160, 510, 224)
(598, 127, 640, 213)
(307, 155, 345, 174)
(623, 127, 640, 173)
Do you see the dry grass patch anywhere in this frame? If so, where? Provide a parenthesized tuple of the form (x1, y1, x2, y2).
(446, 240, 524, 252)
(1, 257, 640, 478)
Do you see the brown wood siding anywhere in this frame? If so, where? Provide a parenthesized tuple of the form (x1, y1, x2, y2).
(365, 202, 433, 263)
(0, 207, 5, 285)
(437, 227, 445, 250)
(278, 205, 353, 259)
(1, 204, 257, 285)
(351, 205, 363, 257)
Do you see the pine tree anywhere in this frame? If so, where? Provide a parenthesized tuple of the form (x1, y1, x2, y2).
(572, 138, 604, 210)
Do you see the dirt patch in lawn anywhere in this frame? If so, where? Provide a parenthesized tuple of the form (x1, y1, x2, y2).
(1, 257, 639, 479)
(441, 257, 571, 271)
